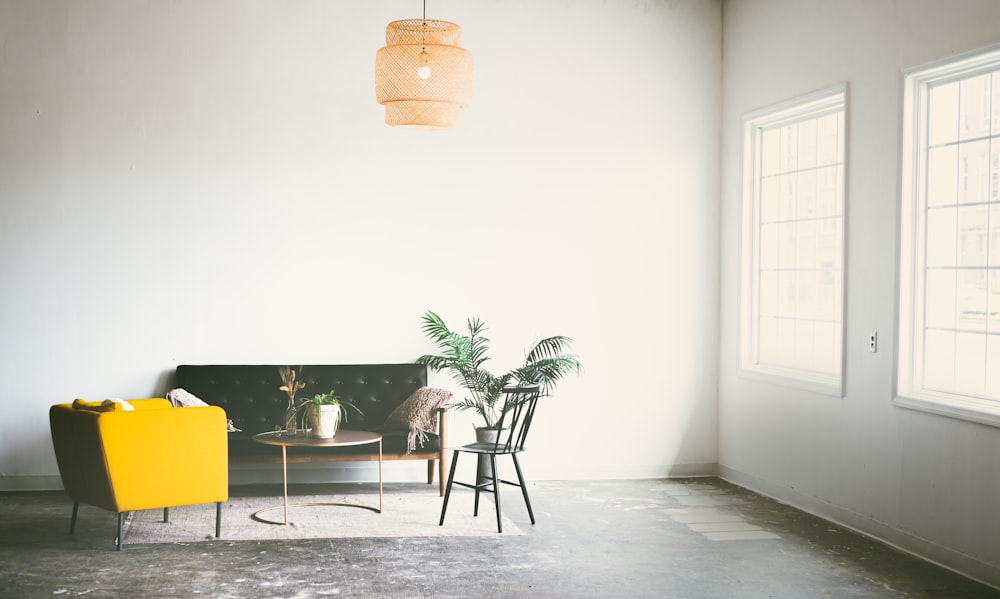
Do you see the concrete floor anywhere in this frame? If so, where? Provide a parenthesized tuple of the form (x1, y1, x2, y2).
(0, 477, 997, 598)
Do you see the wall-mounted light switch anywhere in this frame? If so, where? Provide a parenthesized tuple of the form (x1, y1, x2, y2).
(869, 331, 877, 353)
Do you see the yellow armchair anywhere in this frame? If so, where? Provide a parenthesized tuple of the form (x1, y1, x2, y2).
(49, 398, 229, 550)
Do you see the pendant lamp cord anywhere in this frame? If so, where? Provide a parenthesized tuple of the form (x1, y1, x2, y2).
(422, 0, 427, 23)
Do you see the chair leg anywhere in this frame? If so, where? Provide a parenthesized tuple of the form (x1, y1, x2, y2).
(117, 513, 125, 551)
(472, 455, 486, 517)
(69, 500, 79, 535)
(491, 454, 502, 533)
(427, 459, 435, 485)
(163, 507, 169, 523)
(439, 450, 460, 526)
(215, 502, 222, 538)
(439, 451, 447, 496)
(511, 453, 535, 525)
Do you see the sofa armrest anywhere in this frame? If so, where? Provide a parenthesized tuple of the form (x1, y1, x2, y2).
(98, 405, 229, 512)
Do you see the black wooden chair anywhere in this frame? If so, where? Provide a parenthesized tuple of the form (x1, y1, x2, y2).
(438, 384, 542, 533)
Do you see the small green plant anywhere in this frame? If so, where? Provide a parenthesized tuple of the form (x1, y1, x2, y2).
(293, 391, 363, 423)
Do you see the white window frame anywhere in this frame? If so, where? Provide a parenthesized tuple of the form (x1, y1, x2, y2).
(738, 84, 848, 396)
(897, 43, 1000, 427)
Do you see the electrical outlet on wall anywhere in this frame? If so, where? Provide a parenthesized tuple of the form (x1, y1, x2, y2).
(868, 331, 877, 353)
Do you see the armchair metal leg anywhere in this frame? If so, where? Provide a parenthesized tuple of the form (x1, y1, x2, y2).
(439, 449, 460, 526)
(117, 512, 124, 551)
(511, 453, 535, 525)
(491, 455, 503, 533)
(215, 502, 222, 538)
(69, 500, 79, 535)
(163, 507, 169, 523)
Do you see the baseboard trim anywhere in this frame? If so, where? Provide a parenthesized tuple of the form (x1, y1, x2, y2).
(717, 465, 1000, 591)
(666, 462, 718, 477)
(0, 475, 63, 492)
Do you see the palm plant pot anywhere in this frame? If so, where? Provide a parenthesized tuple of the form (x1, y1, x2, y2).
(308, 405, 342, 439)
(475, 427, 503, 485)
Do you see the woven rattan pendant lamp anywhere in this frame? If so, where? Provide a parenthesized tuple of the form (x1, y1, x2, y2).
(375, 1, 473, 129)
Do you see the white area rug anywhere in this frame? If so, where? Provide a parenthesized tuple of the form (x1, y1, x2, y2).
(122, 492, 524, 545)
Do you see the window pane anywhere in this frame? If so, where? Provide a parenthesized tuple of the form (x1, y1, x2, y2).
(797, 170, 817, 218)
(797, 271, 816, 319)
(926, 207, 957, 267)
(777, 318, 796, 366)
(930, 81, 960, 146)
(798, 118, 818, 169)
(993, 71, 1000, 135)
(778, 271, 795, 315)
(957, 270, 988, 332)
(813, 322, 837, 374)
(960, 74, 991, 141)
(816, 166, 839, 217)
(759, 270, 778, 317)
(760, 223, 779, 269)
(985, 335, 1000, 399)
(780, 124, 798, 173)
(925, 270, 957, 329)
(779, 174, 797, 221)
(815, 272, 839, 321)
(794, 320, 815, 370)
(957, 205, 988, 267)
(797, 221, 817, 270)
(954, 332, 986, 396)
(927, 145, 958, 207)
(758, 316, 779, 365)
(989, 271, 1000, 332)
(923, 329, 956, 392)
(991, 140, 1000, 201)
(817, 113, 839, 165)
(815, 220, 838, 268)
(992, 206, 1000, 267)
(761, 176, 780, 223)
(958, 140, 990, 203)
(761, 128, 780, 177)
(778, 222, 797, 269)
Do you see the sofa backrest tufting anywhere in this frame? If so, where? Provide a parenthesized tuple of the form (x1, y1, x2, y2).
(174, 364, 428, 435)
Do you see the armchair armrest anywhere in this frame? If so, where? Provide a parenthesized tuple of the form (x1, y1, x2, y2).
(98, 405, 228, 512)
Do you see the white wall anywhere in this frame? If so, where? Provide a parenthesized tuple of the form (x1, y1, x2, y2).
(0, 0, 721, 487)
(719, 0, 1000, 587)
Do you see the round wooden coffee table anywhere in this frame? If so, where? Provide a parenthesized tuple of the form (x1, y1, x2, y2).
(251, 430, 383, 525)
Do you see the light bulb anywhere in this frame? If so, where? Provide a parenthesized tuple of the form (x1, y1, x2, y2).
(417, 66, 431, 79)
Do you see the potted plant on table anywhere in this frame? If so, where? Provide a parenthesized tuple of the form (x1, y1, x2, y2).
(294, 391, 363, 439)
(415, 309, 581, 451)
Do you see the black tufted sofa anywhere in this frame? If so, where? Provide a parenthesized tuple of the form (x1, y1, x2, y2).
(174, 364, 447, 495)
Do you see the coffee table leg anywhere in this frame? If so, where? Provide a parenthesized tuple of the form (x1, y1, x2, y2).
(282, 445, 289, 525)
(378, 438, 383, 513)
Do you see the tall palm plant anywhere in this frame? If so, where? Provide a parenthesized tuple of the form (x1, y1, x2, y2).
(416, 310, 581, 429)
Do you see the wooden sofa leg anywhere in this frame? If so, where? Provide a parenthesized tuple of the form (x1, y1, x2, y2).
(427, 460, 435, 485)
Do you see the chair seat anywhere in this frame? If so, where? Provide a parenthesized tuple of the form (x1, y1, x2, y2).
(454, 442, 523, 455)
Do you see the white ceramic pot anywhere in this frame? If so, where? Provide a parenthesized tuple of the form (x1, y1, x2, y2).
(309, 404, 342, 439)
